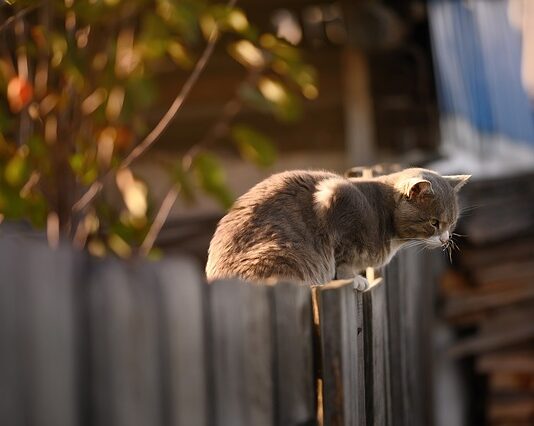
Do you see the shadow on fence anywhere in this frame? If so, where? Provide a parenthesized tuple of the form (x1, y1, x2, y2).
(0, 230, 438, 426)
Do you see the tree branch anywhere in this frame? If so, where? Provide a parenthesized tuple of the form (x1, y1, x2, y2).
(73, 0, 238, 213)
(139, 185, 179, 256)
(139, 68, 260, 255)
(0, 3, 41, 34)
(121, 28, 220, 169)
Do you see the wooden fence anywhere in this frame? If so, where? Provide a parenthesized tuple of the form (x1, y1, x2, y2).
(0, 230, 438, 426)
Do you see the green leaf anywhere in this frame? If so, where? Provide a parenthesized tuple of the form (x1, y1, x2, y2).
(4, 153, 28, 187)
(147, 247, 163, 261)
(192, 152, 233, 209)
(231, 124, 276, 167)
(28, 135, 46, 159)
(260, 34, 301, 62)
(257, 78, 303, 122)
(173, 162, 196, 203)
(202, 5, 251, 35)
(69, 153, 85, 175)
(273, 91, 302, 122)
(125, 76, 157, 109)
(157, 0, 203, 43)
(138, 14, 172, 60)
(238, 84, 273, 113)
(167, 42, 193, 69)
(81, 167, 98, 185)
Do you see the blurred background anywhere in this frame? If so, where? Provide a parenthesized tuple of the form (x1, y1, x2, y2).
(1, 0, 534, 425)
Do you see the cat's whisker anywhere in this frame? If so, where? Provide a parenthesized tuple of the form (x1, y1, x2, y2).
(416, 245, 427, 255)
(460, 204, 482, 214)
(411, 241, 426, 252)
(405, 240, 425, 247)
(391, 237, 427, 242)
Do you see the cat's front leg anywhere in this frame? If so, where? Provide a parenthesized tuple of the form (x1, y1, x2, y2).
(336, 263, 370, 291)
(336, 263, 356, 280)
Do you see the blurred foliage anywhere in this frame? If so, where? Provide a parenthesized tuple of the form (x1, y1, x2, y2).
(0, 0, 317, 257)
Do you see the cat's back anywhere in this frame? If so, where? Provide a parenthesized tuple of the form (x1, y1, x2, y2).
(217, 169, 338, 223)
(206, 170, 340, 282)
(235, 169, 337, 205)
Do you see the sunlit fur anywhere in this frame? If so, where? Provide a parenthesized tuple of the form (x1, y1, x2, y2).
(384, 168, 468, 255)
(206, 168, 470, 284)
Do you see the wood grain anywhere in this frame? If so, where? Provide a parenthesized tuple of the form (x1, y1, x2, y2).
(315, 279, 365, 426)
(209, 280, 274, 426)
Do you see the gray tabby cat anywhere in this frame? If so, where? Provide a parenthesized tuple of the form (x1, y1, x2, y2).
(206, 168, 470, 290)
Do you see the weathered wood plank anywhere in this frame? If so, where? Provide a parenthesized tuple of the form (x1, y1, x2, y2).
(363, 279, 391, 426)
(26, 241, 78, 426)
(0, 236, 77, 426)
(315, 279, 365, 426)
(155, 259, 208, 426)
(477, 351, 534, 374)
(0, 234, 26, 426)
(209, 280, 273, 426)
(271, 281, 316, 426)
(384, 256, 405, 426)
(386, 249, 438, 426)
(89, 259, 162, 426)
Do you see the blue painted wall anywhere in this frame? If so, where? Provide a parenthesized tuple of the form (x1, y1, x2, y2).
(428, 0, 534, 147)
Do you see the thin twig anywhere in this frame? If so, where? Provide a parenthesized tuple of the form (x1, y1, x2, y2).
(121, 29, 220, 169)
(73, 0, 238, 213)
(139, 68, 259, 255)
(139, 185, 179, 256)
(0, 3, 41, 34)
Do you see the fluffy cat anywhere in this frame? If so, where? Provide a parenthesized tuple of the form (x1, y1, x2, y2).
(206, 168, 470, 289)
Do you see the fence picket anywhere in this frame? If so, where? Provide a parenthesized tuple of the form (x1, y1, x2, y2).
(209, 280, 273, 426)
(0, 237, 77, 426)
(89, 260, 162, 426)
(155, 259, 209, 426)
(0, 235, 27, 426)
(28, 243, 77, 426)
(363, 280, 392, 426)
(271, 282, 316, 426)
(315, 280, 366, 426)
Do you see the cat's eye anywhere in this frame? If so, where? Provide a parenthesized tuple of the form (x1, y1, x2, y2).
(430, 219, 439, 228)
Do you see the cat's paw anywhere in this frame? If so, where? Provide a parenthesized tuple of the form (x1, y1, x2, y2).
(352, 275, 370, 292)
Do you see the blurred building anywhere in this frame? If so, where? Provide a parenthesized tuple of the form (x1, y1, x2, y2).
(428, 0, 534, 175)
(428, 2, 534, 426)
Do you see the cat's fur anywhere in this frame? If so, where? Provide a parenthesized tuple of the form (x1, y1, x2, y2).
(206, 168, 470, 287)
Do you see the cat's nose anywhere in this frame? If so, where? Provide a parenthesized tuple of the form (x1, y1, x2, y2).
(439, 231, 450, 244)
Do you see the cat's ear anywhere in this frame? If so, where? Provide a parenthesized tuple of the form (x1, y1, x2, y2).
(443, 175, 471, 192)
(406, 178, 433, 200)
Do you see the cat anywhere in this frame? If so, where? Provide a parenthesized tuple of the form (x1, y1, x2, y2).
(206, 168, 470, 290)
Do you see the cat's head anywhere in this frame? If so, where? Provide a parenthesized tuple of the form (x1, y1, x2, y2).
(390, 168, 470, 248)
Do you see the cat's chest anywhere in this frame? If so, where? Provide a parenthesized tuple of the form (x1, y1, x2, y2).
(348, 240, 404, 270)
